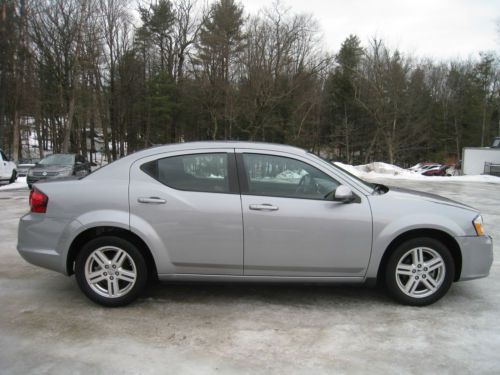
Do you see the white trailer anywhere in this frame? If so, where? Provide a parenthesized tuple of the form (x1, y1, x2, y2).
(462, 147, 500, 175)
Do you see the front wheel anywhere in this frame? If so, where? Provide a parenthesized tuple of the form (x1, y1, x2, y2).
(75, 236, 148, 307)
(385, 238, 454, 306)
(9, 170, 17, 183)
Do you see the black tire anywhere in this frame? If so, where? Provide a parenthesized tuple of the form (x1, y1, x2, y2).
(75, 236, 148, 307)
(9, 170, 16, 184)
(385, 237, 454, 306)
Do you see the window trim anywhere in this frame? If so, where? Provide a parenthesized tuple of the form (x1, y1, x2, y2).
(140, 151, 240, 195)
(236, 152, 346, 201)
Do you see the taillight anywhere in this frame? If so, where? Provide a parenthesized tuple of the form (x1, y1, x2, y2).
(29, 188, 48, 213)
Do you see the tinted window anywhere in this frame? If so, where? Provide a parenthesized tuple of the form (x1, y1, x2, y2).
(242, 154, 339, 200)
(0, 151, 6, 161)
(141, 153, 230, 193)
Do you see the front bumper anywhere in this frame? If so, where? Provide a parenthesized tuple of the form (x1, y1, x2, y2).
(17, 213, 84, 275)
(455, 235, 493, 281)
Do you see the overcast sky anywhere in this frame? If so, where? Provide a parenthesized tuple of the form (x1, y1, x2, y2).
(239, 0, 499, 60)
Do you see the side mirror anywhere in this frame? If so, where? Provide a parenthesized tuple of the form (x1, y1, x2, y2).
(333, 185, 355, 203)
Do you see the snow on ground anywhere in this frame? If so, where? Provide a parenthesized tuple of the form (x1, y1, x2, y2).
(335, 161, 500, 183)
(0, 177, 27, 191)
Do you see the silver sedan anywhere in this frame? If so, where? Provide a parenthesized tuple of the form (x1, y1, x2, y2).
(17, 142, 493, 306)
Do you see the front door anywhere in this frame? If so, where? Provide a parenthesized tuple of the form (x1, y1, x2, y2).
(129, 150, 243, 275)
(237, 151, 373, 277)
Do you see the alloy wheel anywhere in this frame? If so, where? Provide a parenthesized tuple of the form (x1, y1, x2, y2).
(395, 247, 446, 298)
(84, 246, 137, 298)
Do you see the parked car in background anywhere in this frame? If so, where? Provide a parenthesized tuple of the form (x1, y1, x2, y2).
(492, 137, 500, 148)
(422, 165, 450, 176)
(0, 149, 17, 184)
(409, 163, 442, 174)
(17, 142, 493, 307)
(16, 158, 40, 177)
(27, 153, 91, 189)
(418, 164, 441, 174)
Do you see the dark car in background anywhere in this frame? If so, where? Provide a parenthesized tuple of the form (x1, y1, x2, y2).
(27, 154, 91, 189)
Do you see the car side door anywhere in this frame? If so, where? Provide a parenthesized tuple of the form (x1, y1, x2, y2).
(129, 149, 244, 275)
(236, 150, 373, 278)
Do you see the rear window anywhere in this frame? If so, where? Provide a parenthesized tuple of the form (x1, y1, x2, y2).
(140, 153, 230, 194)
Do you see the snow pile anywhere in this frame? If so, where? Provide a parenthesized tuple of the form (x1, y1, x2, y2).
(354, 162, 417, 177)
(0, 177, 28, 191)
(335, 162, 500, 183)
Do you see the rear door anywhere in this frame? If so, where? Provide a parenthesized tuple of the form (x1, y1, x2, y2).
(237, 149, 373, 277)
(129, 149, 243, 275)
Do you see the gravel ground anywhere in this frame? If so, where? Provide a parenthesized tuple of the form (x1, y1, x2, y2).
(0, 179, 499, 374)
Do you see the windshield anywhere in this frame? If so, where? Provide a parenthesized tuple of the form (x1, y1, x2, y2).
(307, 153, 375, 191)
(39, 154, 75, 166)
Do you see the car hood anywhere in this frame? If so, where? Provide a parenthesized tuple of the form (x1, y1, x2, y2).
(32, 164, 72, 171)
(384, 186, 478, 213)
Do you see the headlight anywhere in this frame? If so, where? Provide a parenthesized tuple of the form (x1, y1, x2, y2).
(473, 215, 485, 236)
(57, 168, 73, 177)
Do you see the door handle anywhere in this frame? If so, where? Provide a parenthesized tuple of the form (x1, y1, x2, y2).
(249, 203, 279, 211)
(138, 197, 166, 204)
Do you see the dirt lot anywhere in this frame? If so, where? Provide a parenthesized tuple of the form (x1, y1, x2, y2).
(1, 179, 499, 374)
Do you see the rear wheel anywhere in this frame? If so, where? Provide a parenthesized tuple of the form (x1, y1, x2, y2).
(385, 237, 454, 306)
(75, 236, 148, 307)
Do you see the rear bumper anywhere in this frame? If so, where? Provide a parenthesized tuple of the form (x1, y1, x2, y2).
(455, 235, 493, 281)
(17, 213, 84, 275)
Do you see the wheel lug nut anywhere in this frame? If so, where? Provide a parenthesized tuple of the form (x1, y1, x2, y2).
(424, 268, 428, 271)
(422, 275, 426, 279)
(415, 276, 419, 280)
(412, 270, 416, 273)
(110, 276, 114, 280)
(103, 272, 107, 276)
(112, 265, 116, 269)
(417, 264, 422, 268)
(115, 272, 119, 276)
(105, 265, 109, 269)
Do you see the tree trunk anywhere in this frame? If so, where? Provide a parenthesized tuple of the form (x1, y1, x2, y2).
(62, 96, 76, 153)
(12, 110, 20, 161)
(344, 104, 350, 164)
(364, 128, 379, 164)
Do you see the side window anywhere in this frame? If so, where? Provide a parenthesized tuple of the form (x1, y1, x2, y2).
(242, 153, 340, 200)
(141, 153, 230, 193)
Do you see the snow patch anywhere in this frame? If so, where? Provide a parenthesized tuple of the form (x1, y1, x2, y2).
(335, 162, 500, 183)
(0, 177, 28, 191)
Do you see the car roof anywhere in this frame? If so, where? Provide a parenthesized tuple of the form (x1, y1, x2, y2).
(128, 141, 307, 159)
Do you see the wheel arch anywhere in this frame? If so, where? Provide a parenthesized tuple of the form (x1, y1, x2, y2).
(377, 228, 462, 283)
(66, 226, 158, 279)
